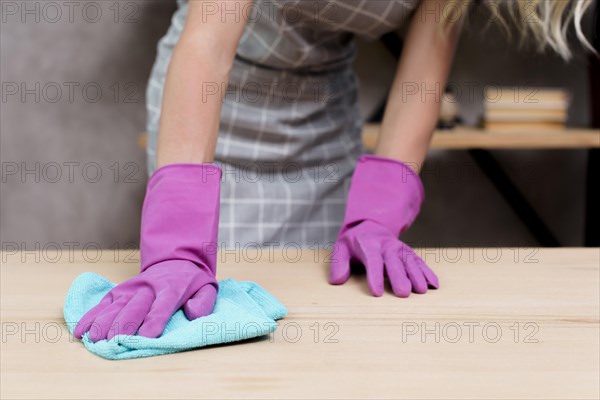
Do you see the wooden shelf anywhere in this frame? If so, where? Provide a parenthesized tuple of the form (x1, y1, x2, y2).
(362, 124, 600, 150)
(138, 126, 600, 151)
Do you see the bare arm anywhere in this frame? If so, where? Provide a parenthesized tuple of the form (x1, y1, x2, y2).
(375, 0, 467, 172)
(157, 0, 251, 167)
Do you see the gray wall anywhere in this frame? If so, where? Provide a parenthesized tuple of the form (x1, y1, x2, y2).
(1, 1, 594, 251)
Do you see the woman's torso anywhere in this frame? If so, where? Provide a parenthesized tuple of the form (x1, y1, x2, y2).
(146, 0, 419, 247)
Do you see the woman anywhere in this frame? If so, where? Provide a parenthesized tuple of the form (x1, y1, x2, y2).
(75, 0, 594, 342)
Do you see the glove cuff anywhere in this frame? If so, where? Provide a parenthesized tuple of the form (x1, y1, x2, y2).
(341, 154, 425, 237)
(140, 163, 222, 274)
(357, 154, 425, 201)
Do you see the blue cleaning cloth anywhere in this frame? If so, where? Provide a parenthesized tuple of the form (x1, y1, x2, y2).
(63, 272, 287, 360)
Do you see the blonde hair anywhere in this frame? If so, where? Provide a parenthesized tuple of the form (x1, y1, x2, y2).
(443, 0, 595, 60)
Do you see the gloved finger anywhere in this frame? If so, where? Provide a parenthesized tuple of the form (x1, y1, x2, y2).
(355, 238, 385, 297)
(401, 246, 439, 289)
(417, 258, 440, 289)
(106, 287, 155, 341)
(183, 283, 218, 320)
(137, 289, 180, 338)
(74, 292, 113, 339)
(87, 295, 131, 342)
(398, 244, 428, 294)
(328, 241, 352, 285)
(382, 247, 412, 298)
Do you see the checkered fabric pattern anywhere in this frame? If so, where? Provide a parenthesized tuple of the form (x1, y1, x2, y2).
(146, 0, 419, 248)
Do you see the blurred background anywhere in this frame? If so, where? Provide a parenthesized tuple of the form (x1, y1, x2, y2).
(1, 0, 598, 251)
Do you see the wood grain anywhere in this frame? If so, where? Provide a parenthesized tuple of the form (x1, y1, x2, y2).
(362, 124, 600, 150)
(1, 248, 598, 399)
(139, 127, 600, 152)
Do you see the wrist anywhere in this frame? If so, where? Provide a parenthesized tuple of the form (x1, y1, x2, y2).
(357, 154, 425, 202)
(148, 163, 222, 188)
(140, 162, 221, 274)
(341, 154, 425, 237)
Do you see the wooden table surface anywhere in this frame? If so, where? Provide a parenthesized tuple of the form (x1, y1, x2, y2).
(1, 248, 599, 399)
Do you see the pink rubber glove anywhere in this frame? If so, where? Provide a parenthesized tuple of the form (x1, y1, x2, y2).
(329, 154, 439, 297)
(74, 164, 222, 342)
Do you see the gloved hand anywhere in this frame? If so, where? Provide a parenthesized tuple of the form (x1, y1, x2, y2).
(74, 163, 222, 342)
(329, 154, 439, 297)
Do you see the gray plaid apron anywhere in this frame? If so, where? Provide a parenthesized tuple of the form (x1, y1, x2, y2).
(146, 0, 419, 248)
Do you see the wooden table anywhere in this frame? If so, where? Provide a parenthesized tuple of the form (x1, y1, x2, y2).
(1, 249, 599, 399)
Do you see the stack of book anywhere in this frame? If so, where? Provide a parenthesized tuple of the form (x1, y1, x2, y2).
(484, 87, 570, 133)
